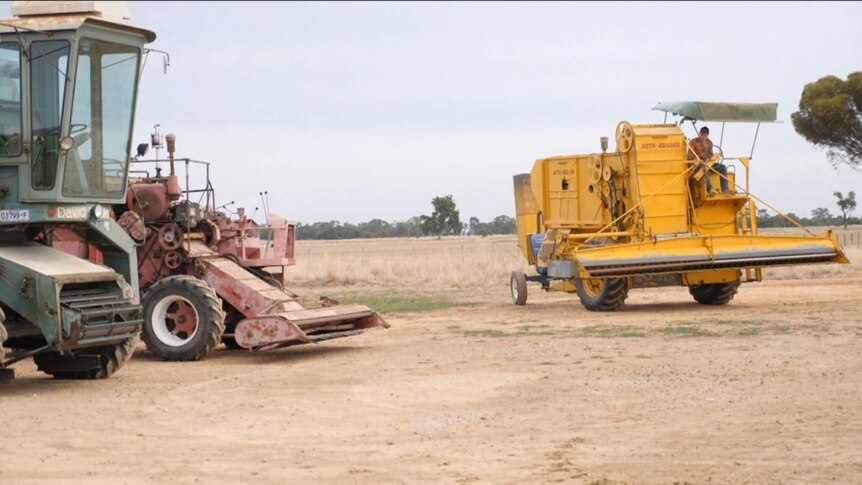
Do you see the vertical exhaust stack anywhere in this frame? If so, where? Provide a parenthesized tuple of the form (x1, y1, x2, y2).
(166, 133, 176, 174)
(164, 133, 181, 200)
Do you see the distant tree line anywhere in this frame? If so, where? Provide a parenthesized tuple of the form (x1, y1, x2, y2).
(295, 218, 424, 240)
(757, 208, 860, 228)
(294, 188, 859, 240)
(295, 194, 517, 240)
(467, 215, 517, 236)
(295, 215, 516, 240)
(759, 190, 857, 228)
(294, 208, 857, 240)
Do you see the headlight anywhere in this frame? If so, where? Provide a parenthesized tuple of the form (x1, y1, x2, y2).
(91, 205, 105, 220)
(59, 136, 75, 151)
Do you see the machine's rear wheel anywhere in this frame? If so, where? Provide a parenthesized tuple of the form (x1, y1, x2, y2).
(34, 336, 138, 380)
(689, 283, 739, 305)
(575, 277, 628, 311)
(142, 276, 225, 361)
(510, 271, 528, 306)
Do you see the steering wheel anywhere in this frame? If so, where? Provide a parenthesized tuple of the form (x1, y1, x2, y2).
(39, 123, 89, 138)
(709, 145, 724, 163)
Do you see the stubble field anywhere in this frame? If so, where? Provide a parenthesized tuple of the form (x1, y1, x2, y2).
(1, 228, 861, 484)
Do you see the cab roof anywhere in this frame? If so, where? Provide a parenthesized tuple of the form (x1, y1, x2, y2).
(0, 14, 156, 43)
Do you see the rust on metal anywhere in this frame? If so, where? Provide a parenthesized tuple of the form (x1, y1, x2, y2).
(116, 149, 389, 354)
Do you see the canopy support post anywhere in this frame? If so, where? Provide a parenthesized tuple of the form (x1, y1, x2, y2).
(749, 122, 761, 159)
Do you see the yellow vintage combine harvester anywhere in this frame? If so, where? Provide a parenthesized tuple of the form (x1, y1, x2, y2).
(511, 101, 849, 310)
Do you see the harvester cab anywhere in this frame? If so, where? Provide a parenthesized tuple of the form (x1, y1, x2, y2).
(0, 1, 155, 379)
(117, 129, 388, 361)
(511, 101, 849, 310)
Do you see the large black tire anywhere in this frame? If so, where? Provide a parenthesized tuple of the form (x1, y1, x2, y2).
(689, 283, 739, 305)
(575, 277, 629, 311)
(142, 276, 225, 361)
(510, 271, 528, 306)
(34, 336, 138, 380)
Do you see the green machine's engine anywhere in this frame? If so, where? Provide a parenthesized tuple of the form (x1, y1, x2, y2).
(0, 1, 155, 379)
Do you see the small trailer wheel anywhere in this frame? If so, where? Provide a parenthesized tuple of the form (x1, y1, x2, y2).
(510, 271, 528, 306)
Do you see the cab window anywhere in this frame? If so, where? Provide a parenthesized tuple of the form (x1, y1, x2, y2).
(63, 39, 139, 198)
(0, 42, 22, 157)
(30, 40, 70, 190)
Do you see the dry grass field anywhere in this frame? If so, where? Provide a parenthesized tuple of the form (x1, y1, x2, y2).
(287, 234, 528, 288)
(1, 226, 861, 484)
(285, 226, 862, 289)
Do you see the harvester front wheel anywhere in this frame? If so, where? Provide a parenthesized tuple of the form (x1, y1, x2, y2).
(689, 283, 739, 305)
(34, 336, 138, 380)
(142, 276, 225, 361)
(510, 271, 528, 306)
(575, 277, 628, 311)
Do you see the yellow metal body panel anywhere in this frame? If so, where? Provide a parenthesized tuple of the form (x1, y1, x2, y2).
(513, 174, 541, 264)
(631, 125, 690, 235)
(549, 280, 577, 293)
(695, 195, 747, 236)
(530, 155, 606, 230)
(684, 269, 740, 286)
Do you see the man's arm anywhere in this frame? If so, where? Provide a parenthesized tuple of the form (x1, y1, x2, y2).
(687, 139, 699, 160)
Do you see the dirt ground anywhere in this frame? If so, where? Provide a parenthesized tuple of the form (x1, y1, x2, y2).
(1, 275, 861, 484)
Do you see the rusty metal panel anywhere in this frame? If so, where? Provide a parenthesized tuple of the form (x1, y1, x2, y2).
(234, 315, 308, 349)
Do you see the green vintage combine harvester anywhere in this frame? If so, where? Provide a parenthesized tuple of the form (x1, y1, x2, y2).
(0, 1, 154, 379)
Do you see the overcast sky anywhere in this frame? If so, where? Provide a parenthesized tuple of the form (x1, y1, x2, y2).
(5, 1, 861, 223)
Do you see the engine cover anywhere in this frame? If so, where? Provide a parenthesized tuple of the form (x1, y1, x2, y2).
(127, 182, 170, 221)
